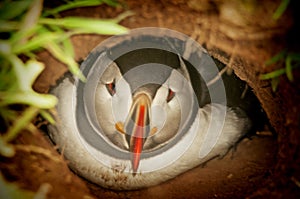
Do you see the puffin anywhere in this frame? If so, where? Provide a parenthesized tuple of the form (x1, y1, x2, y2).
(48, 28, 252, 190)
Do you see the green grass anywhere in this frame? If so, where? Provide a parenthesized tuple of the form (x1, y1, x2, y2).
(0, 0, 130, 157)
(273, 0, 290, 20)
(260, 0, 299, 92)
(260, 51, 300, 91)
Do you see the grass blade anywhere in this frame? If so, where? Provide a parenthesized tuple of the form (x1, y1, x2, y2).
(265, 50, 286, 66)
(273, 0, 290, 20)
(0, 0, 32, 20)
(0, 21, 20, 32)
(12, 32, 62, 54)
(46, 41, 86, 81)
(113, 11, 135, 23)
(3, 106, 39, 142)
(62, 38, 75, 58)
(260, 68, 286, 80)
(0, 92, 58, 109)
(285, 54, 293, 81)
(20, 0, 43, 35)
(39, 17, 128, 35)
(9, 57, 43, 92)
(271, 77, 280, 92)
(40, 110, 55, 124)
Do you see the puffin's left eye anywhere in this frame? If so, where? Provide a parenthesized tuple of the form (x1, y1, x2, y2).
(106, 81, 116, 96)
(166, 88, 175, 102)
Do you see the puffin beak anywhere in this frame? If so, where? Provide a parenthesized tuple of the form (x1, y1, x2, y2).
(126, 93, 151, 173)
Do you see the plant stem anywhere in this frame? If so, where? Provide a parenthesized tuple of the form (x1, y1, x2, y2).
(3, 106, 40, 142)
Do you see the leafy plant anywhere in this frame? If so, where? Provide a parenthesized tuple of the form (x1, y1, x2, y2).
(260, 51, 300, 91)
(260, 0, 299, 92)
(0, 0, 130, 157)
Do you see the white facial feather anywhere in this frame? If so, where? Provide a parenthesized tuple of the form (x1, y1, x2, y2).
(150, 86, 168, 132)
(112, 77, 132, 123)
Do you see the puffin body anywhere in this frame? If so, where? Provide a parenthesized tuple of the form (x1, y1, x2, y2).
(48, 28, 252, 190)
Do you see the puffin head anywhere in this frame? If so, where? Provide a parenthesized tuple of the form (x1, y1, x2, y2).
(95, 57, 193, 173)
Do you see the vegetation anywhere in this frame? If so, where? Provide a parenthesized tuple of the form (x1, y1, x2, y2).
(261, 51, 300, 91)
(260, 0, 299, 91)
(0, 0, 129, 157)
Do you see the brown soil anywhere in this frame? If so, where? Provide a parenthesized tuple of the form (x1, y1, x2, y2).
(1, 0, 300, 198)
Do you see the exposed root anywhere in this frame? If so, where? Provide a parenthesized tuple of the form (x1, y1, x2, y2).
(207, 65, 229, 86)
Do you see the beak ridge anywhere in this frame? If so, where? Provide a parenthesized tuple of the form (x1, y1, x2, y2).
(126, 94, 151, 173)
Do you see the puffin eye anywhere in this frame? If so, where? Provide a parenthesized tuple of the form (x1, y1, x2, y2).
(106, 81, 116, 96)
(166, 88, 175, 102)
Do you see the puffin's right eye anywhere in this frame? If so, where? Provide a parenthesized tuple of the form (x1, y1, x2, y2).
(106, 81, 116, 96)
